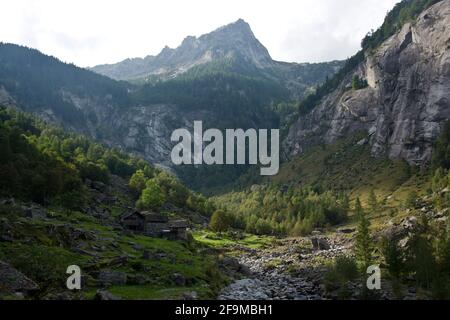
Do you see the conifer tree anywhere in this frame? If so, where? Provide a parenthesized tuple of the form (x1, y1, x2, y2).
(355, 197, 373, 272)
(368, 189, 378, 212)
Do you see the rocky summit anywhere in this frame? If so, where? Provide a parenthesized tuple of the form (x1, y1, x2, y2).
(92, 19, 273, 80)
(90, 19, 343, 95)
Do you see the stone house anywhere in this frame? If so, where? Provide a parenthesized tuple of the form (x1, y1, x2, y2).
(167, 220, 189, 241)
(120, 210, 189, 241)
(142, 212, 170, 237)
(120, 210, 145, 232)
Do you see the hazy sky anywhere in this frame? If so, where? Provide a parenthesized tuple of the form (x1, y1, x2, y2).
(0, 0, 400, 67)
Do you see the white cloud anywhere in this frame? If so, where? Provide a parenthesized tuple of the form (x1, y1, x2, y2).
(0, 0, 400, 67)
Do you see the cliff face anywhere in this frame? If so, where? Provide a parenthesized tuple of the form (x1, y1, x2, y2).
(285, 0, 450, 165)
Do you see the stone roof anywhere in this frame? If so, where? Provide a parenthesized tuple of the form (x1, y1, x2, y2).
(169, 220, 189, 229)
(120, 210, 143, 221)
(142, 212, 169, 223)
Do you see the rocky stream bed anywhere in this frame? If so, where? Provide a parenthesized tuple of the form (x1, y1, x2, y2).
(218, 233, 354, 300)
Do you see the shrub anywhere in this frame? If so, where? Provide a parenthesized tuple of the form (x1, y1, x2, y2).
(209, 209, 232, 232)
(324, 256, 359, 298)
(404, 191, 418, 209)
(129, 169, 147, 195)
(136, 179, 166, 211)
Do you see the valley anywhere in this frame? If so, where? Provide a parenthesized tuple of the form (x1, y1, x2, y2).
(1, 0, 450, 301)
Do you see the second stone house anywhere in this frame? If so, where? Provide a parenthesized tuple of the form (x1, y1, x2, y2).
(120, 210, 189, 241)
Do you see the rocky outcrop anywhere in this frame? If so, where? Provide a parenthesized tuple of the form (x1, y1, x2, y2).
(98, 270, 127, 286)
(0, 261, 39, 297)
(285, 0, 450, 166)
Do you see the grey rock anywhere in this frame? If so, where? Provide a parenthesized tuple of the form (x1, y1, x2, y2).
(94, 290, 121, 300)
(219, 256, 241, 271)
(23, 206, 47, 219)
(182, 291, 198, 300)
(98, 271, 127, 286)
(91, 181, 107, 192)
(402, 216, 419, 232)
(127, 274, 150, 285)
(0, 260, 39, 294)
(285, 0, 450, 167)
(0, 198, 16, 206)
(311, 237, 330, 251)
(171, 273, 186, 286)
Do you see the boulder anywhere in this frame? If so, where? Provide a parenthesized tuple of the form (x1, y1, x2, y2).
(0, 261, 39, 295)
(219, 257, 241, 271)
(127, 274, 149, 285)
(171, 273, 186, 286)
(91, 181, 107, 192)
(108, 256, 128, 267)
(23, 206, 47, 219)
(239, 265, 252, 276)
(219, 256, 252, 276)
(0, 218, 13, 242)
(142, 250, 166, 260)
(402, 216, 419, 232)
(0, 198, 16, 206)
(94, 290, 121, 300)
(310, 237, 330, 251)
(182, 291, 198, 300)
(98, 271, 127, 286)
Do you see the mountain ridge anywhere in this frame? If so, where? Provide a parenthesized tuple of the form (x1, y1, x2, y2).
(0, 19, 344, 192)
(90, 18, 343, 99)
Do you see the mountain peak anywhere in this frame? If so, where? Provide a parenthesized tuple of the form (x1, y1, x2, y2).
(213, 18, 254, 38)
(231, 18, 251, 29)
(91, 18, 272, 80)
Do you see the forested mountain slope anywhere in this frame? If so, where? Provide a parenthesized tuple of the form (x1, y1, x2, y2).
(0, 19, 343, 192)
(0, 106, 226, 300)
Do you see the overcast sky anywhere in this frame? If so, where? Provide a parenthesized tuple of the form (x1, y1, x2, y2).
(0, 0, 400, 68)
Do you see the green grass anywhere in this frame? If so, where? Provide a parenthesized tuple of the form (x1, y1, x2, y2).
(107, 285, 210, 300)
(273, 133, 413, 199)
(263, 258, 283, 270)
(0, 205, 227, 299)
(214, 132, 436, 241)
(193, 230, 274, 249)
(0, 242, 90, 293)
